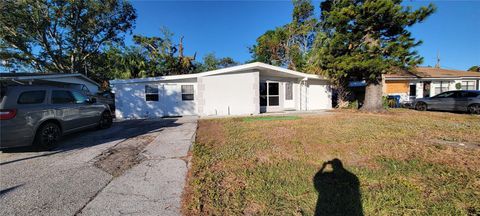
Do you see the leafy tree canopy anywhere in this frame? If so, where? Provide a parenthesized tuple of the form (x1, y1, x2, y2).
(200, 53, 238, 71)
(315, 0, 435, 83)
(250, 0, 317, 71)
(468, 65, 479, 72)
(312, 0, 435, 111)
(0, 0, 136, 74)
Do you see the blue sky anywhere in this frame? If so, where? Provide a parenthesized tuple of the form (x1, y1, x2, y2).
(129, 0, 479, 71)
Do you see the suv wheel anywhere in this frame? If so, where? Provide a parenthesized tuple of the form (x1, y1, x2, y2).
(35, 122, 61, 150)
(468, 104, 480, 114)
(98, 111, 113, 129)
(415, 102, 427, 111)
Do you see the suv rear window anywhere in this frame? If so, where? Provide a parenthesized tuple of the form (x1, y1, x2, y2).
(52, 90, 75, 104)
(17, 91, 46, 104)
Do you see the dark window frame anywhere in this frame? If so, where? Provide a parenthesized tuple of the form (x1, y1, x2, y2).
(145, 85, 159, 101)
(181, 85, 194, 101)
(268, 82, 279, 106)
(17, 90, 46, 104)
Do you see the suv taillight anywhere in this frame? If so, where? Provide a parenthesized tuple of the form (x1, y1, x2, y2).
(0, 109, 17, 120)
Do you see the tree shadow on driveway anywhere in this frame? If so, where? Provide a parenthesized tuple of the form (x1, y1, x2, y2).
(0, 117, 184, 165)
(313, 158, 363, 216)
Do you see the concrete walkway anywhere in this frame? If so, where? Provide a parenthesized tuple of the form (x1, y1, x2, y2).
(79, 116, 197, 216)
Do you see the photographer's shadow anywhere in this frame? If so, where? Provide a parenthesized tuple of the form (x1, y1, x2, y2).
(313, 158, 363, 216)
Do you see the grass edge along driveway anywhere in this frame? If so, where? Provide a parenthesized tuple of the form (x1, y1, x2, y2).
(183, 110, 480, 215)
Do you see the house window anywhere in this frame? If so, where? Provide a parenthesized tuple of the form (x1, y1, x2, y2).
(434, 81, 449, 95)
(461, 81, 476, 90)
(181, 85, 194, 101)
(145, 85, 159, 101)
(285, 82, 293, 100)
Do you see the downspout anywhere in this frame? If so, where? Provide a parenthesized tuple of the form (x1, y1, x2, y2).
(300, 78, 308, 111)
(299, 80, 302, 111)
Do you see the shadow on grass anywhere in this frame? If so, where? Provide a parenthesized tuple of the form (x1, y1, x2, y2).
(313, 158, 363, 216)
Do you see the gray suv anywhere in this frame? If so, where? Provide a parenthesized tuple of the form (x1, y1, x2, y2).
(0, 85, 112, 149)
(413, 90, 480, 114)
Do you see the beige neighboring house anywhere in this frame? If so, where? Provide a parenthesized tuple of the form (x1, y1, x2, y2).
(383, 67, 480, 102)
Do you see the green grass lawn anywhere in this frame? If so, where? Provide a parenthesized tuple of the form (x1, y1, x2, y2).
(183, 110, 480, 215)
(243, 116, 301, 122)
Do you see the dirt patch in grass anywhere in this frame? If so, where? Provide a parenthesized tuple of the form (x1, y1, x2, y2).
(93, 133, 157, 177)
(183, 109, 480, 215)
(434, 139, 480, 150)
(195, 120, 227, 148)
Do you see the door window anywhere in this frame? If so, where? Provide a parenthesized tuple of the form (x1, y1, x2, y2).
(434, 91, 455, 98)
(17, 91, 46, 104)
(52, 90, 75, 104)
(71, 91, 89, 104)
(268, 83, 279, 106)
(260, 82, 267, 106)
(467, 92, 480, 98)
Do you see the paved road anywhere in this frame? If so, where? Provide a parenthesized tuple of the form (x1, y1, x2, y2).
(0, 117, 197, 216)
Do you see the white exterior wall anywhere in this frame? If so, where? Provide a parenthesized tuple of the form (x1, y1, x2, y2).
(416, 82, 424, 99)
(198, 71, 259, 116)
(113, 81, 197, 119)
(293, 82, 301, 110)
(430, 80, 455, 96)
(307, 80, 332, 110)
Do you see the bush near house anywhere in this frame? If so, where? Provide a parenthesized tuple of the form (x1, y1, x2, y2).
(183, 110, 480, 215)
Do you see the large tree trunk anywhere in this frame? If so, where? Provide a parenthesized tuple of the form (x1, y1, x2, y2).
(360, 81, 386, 112)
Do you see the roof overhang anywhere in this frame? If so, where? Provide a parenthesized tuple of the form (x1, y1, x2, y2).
(385, 77, 480, 81)
(110, 62, 326, 85)
(0, 73, 100, 87)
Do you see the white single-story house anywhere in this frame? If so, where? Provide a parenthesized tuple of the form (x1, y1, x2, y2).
(0, 73, 100, 94)
(110, 62, 332, 119)
(383, 67, 480, 102)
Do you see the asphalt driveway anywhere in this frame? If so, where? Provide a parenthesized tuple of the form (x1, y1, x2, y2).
(0, 116, 197, 216)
